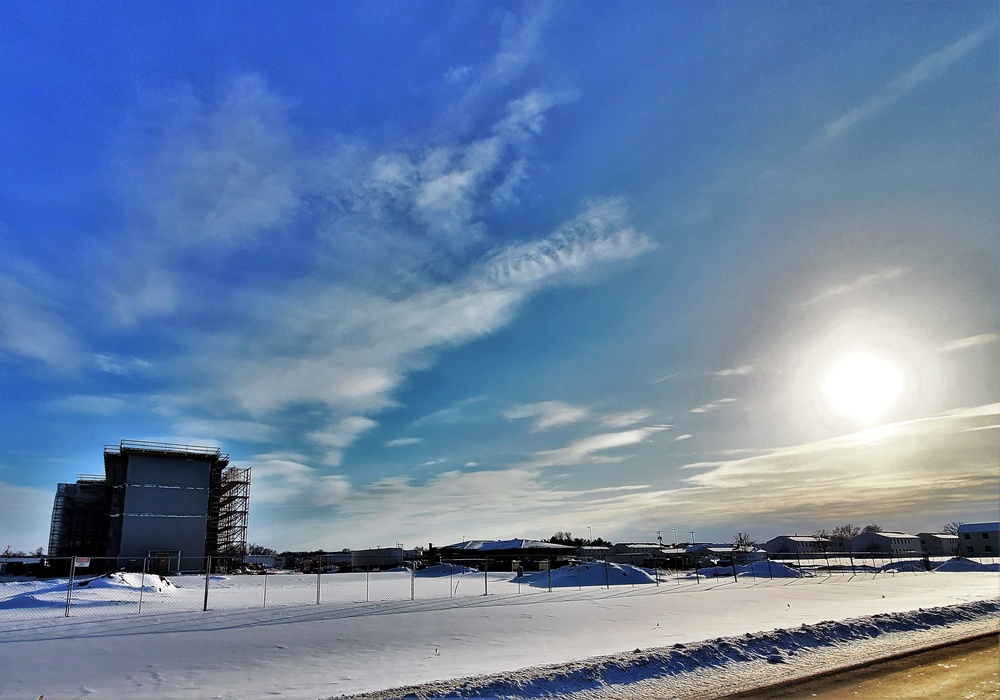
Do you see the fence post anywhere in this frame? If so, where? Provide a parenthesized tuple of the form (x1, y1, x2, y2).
(410, 565, 415, 601)
(203, 556, 211, 612)
(64, 557, 77, 618)
(483, 558, 489, 596)
(317, 564, 322, 606)
(138, 557, 146, 615)
(547, 558, 552, 593)
(263, 571, 268, 608)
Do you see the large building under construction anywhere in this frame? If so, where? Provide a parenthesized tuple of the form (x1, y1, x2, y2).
(48, 440, 250, 571)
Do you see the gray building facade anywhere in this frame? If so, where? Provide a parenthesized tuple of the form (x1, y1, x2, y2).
(49, 440, 250, 571)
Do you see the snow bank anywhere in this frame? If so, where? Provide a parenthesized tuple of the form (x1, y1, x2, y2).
(416, 564, 477, 578)
(934, 557, 1000, 573)
(698, 560, 802, 579)
(523, 563, 656, 588)
(76, 571, 176, 592)
(348, 599, 1000, 699)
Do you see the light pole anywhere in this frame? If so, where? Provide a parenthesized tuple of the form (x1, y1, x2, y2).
(672, 528, 677, 547)
(588, 526, 592, 542)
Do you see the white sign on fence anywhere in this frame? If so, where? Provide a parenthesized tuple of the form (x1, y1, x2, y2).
(74, 557, 91, 568)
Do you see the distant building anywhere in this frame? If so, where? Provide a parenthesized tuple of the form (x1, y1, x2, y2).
(439, 539, 575, 571)
(763, 536, 831, 556)
(849, 531, 921, 555)
(48, 440, 250, 572)
(351, 547, 404, 570)
(917, 533, 959, 557)
(956, 523, 1000, 556)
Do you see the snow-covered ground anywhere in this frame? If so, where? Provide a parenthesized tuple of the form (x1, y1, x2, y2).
(0, 564, 997, 699)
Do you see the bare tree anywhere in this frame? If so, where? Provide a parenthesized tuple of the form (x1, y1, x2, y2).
(862, 523, 883, 533)
(831, 524, 861, 540)
(732, 532, 757, 551)
(942, 521, 964, 535)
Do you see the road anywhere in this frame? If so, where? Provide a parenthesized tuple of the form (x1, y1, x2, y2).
(727, 634, 999, 699)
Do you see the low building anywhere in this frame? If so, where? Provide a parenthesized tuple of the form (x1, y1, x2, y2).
(763, 536, 831, 556)
(439, 539, 575, 571)
(351, 547, 404, 570)
(606, 543, 693, 569)
(956, 523, 1000, 556)
(849, 531, 921, 555)
(916, 533, 959, 557)
(578, 545, 609, 561)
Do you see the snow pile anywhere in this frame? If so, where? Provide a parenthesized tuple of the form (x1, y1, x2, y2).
(348, 599, 1000, 699)
(934, 557, 1000, 572)
(416, 564, 477, 577)
(523, 563, 656, 588)
(698, 560, 802, 578)
(879, 559, 928, 573)
(76, 571, 176, 592)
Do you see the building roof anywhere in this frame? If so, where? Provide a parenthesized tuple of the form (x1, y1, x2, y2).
(957, 522, 1000, 533)
(917, 532, 959, 539)
(768, 535, 830, 542)
(855, 531, 918, 538)
(441, 539, 575, 552)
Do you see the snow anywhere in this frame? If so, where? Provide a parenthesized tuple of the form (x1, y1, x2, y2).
(0, 567, 997, 699)
(521, 562, 657, 587)
(934, 557, 1000, 572)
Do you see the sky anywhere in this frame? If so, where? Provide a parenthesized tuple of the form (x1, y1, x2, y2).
(0, 2, 997, 553)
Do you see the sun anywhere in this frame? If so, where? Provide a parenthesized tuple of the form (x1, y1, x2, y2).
(822, 351, 903, 424)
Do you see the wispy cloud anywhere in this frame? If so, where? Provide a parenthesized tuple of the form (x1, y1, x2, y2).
(87, 68, 652, 462)
(504, 401, 590, 431)
(815, 22, 998, 146)
(93, 354, 153, 377)
(600, 410, 652, 429)
(444, 2, 555, 123)
(307, 417, 379, 466)
(939, 333, 999, 352)
(48, 395, 129, 416)
(385, 437, 424, 447)
(802, 267, 905, 307)
(244, 405, 1000, 549)
(0, 266, 82, 372)
(673, 434, 693, 442)
(521, 427, 668, 468)
(676, 404, 1000, 522)
(712, 365, 754, 378)
(691, 398, 736, 414)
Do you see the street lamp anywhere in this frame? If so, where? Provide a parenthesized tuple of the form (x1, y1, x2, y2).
(672, 528, 677, 547)
(588, 526, 592, 542)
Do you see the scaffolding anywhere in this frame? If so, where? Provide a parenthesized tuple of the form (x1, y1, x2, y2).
(47, 480, 110, 557)
(209, 467, 251, 561)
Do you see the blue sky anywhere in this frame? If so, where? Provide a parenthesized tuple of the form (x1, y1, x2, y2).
(1, 2, 997, 552)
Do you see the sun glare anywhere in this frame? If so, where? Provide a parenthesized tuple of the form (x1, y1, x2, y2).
(823, 351, 903, 424)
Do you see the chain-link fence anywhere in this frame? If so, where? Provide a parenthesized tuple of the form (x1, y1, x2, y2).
(1, 553, 996, 621)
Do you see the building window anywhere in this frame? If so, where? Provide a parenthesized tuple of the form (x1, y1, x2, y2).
(982, 533, 990, 539)
(986, 545, 994, 552)
(967, 546, 975, 553)
(964, 533, 972, 539)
